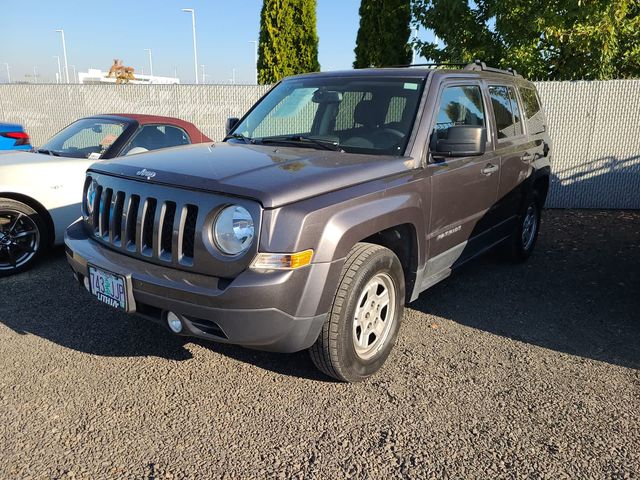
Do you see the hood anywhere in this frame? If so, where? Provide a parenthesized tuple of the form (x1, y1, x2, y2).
(89, 142, 415, 208)
(0, 150, 47, 164)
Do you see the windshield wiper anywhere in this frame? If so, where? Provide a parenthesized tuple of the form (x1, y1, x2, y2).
(259, 135, 344, 152)
(224, 133, 254, 144)
(36, 148, 61, 156)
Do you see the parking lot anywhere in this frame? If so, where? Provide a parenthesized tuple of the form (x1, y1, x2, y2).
(1, 209, 638, 479)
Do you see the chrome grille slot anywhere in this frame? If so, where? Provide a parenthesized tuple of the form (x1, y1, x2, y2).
(181, 204, 198, 263)
(124, 194, 140, 252)
(110, 192, 125, 245)
(159, 201, 176, 261)
(91, 185, 103, 233)
(140, 198, 157, 257)
(99, 188, 112, 239)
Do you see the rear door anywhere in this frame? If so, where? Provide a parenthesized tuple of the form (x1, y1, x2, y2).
(487, 83, 532, 233)
(427, 81, 500, 267)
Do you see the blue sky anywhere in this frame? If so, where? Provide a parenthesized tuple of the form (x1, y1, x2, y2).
(0, 0, 434, 84)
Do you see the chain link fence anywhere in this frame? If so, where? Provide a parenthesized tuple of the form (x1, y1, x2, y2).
(1, 80, 638, 209)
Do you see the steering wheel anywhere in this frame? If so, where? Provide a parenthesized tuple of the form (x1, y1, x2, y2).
(378, 127, 405, 139)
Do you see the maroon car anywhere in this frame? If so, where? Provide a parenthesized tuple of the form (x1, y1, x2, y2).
(29, 113, 211, 159)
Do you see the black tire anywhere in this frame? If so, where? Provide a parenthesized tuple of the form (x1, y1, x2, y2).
(309, 242, 405, 382)
(503, 190, 542, 262)
(0, 198, 47, 276)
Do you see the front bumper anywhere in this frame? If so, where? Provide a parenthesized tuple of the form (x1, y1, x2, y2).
(64, 219, 343, 353)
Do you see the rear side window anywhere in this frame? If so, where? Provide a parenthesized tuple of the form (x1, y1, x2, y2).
(519, 86, 545, 134)
(489, 85, 523, 139)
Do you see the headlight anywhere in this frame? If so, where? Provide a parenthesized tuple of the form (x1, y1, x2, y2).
(213, 205, 255, 255)
(84, 179, 96, 217)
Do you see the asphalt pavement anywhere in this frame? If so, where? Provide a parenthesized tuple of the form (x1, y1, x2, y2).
(1, 210, 638, 479)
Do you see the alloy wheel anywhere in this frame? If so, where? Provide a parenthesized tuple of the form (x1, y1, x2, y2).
(0, 210, 40, 272)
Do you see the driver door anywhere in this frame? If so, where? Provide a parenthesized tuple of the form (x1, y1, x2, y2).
(427, 82, 500, 268)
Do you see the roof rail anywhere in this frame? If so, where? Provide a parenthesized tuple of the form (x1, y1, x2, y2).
(464, 59, 521, 77)
(390, 62, 469, 69)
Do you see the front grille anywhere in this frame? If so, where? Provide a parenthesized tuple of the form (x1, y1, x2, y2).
(83, 173, 260, 278)
(89, 182, 198, 266)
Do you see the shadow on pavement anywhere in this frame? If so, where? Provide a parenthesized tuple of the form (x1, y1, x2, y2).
(0, 246, 326, 379)
(410, 210, 640, 370)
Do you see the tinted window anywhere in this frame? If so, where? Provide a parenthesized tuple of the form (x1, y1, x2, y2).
(489, 85, 523, 139)
(232, 77, 424, 155)
(434, 85, 486, 133)
(123, 125, 190, 155)
(519, 86, 545, 134)
(508, 86, 523, 133)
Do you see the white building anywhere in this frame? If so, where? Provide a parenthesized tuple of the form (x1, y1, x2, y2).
(78, 69, 180, 85)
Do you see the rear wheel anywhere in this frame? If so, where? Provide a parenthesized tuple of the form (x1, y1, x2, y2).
(504, 191, 541, 262)
(0, 199, 47, 276)
(309, 243, 405, 382)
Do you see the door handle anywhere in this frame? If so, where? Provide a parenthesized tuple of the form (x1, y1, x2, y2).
(481, 163, 499, 175)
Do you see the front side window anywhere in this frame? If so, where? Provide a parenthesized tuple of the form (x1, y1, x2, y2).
(433, 85, 486, 132)
(230, 76, 425, 156)
(489, 85, 523, 139)
(40, 118, 127, 158)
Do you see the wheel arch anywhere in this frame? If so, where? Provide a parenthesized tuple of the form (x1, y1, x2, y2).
(0, 192, 55, 246)
(361, 223, 419, 303)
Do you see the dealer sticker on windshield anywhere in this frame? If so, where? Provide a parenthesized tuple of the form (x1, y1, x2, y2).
(88, 265, 128, 311)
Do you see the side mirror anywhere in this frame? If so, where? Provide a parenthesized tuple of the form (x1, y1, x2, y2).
(433, 125, 486, 157)
(225, 117, 240, 135)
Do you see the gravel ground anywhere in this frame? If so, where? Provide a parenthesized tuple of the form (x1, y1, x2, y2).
(1, 209, 638, 479)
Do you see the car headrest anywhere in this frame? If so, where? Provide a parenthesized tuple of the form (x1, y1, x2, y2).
(354, 100, 383, 128)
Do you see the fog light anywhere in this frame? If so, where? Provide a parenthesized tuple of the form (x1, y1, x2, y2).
(167, 312, 183, 333)
(83, 276, 90, 292)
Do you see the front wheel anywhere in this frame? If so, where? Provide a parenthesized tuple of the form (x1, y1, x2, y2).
(0, 198, 46, 276)
(309, 243, 405, 382)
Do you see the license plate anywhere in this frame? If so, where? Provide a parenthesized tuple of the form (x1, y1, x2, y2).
(88, 265, 128, 311)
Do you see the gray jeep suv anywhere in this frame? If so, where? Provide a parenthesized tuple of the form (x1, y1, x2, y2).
(65, 62, 551, 382)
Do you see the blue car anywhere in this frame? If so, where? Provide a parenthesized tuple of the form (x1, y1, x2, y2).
(0, 123, 31, 151)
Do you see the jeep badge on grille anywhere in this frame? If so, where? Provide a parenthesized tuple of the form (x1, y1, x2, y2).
(136, 168, 157, 179)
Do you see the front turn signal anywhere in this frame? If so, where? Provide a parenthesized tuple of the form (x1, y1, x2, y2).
(250, 250, 314, 270)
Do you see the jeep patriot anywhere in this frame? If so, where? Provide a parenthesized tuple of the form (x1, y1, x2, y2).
(65, 61, 551, 382)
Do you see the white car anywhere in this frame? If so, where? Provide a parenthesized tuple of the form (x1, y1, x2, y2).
(0, 114, 210, 276)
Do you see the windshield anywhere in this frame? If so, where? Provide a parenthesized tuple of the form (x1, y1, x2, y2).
(40, 118, 127, 158)
(230, 76, 425, 155)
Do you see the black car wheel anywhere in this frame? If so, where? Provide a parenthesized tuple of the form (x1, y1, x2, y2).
(0, 199, 47, 276)
(309, 242, 405, 382)
(504, 191, 542, 262)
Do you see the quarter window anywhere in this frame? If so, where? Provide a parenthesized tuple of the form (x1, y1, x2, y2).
(489, 85, 523, 139)
(519, 86, 545, 134)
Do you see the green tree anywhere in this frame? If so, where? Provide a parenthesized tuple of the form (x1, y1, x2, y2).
(354, 0, 413, 68)
(257, 0, 320, 84)
(412, 0, 640, 80)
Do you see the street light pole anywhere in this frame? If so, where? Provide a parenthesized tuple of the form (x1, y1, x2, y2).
(53, 56, 62, 84)
(144, 48, 154, 77)
(55, 29, 70, 83)
(4, 63, 10, 84)
(249, 40, 258, 84)
(182, 9, 199, 84)
(70, 65, 77, 83)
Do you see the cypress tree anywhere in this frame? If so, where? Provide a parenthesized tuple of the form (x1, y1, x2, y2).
(353, 0, 412, 68)
(257, 0, 320, 84)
